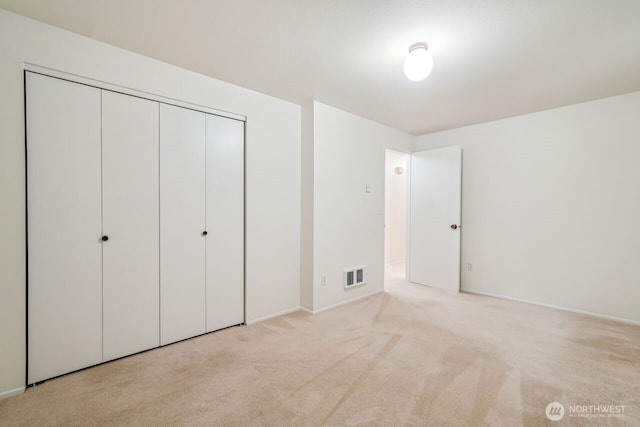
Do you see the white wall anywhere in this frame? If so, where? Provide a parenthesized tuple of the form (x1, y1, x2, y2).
(415, 91, 640, 324)
(300, 102, 314, 310)
(313, 102, 413, 312)
(384, 150, 408, 266)
(0, 9, 300, 398)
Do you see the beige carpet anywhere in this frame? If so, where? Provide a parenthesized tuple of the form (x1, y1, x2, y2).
(1, 267, 639, 426)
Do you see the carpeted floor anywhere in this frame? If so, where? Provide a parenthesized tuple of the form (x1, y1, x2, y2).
(1, 265, 639, 426)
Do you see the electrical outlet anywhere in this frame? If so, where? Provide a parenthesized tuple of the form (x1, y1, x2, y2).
(321, 275, 327, 286)
(467, 263, 473, 272)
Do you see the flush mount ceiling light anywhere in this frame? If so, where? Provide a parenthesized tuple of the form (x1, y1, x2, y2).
(403, 42, 434, 81)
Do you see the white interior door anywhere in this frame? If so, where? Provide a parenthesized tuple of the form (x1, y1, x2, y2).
(205, 115, 245, 332)
(27, 73, 103, 383)
(409, 146, 462, 291)
(102, 91, 160, 360)
(160, 104, 206, 345)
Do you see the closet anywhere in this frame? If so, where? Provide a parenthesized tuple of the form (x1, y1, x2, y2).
(26, 72, 245, 384)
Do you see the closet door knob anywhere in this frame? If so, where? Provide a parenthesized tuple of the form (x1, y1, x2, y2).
(450, 224, 458, 230)
(202, 231, 208, 236)
(101, 235, 109, 242)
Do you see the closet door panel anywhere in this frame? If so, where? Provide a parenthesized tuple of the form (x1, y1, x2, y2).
(102, 91, 160, 361)
(26, 73, 103, 383)
(160, 104, 206, 345)
(206, 115, 245, 332)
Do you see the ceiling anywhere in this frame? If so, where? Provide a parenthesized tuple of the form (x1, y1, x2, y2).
(2, 0, 640, 135)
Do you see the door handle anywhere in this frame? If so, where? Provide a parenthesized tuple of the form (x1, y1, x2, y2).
(101, 235, 109, 242)
(202, 231, 208, 236)
(450, 224, 460, 230)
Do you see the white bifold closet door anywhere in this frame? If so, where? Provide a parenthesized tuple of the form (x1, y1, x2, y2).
(205, 115, 245, 332)
(28, 73, 245, 383)
(160, 104, 206, 345)
(27, 73, 103, 383)
(102, 91, 160, 361)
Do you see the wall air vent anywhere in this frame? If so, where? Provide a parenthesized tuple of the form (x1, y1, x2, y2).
(344, 266, 366, 289)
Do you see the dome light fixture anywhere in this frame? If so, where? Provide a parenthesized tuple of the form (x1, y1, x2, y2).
(403, 42, 434, 81)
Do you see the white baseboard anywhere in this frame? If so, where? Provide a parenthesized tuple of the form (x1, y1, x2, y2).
(462, 288, 640, 327)
(0, 387, 25, 400)
(246, 306, 301, 325)
(311, 289, 383, 315)
(300, 307, 313, 314)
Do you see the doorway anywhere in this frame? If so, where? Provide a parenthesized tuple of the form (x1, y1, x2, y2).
(384, 149, 409, 288)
